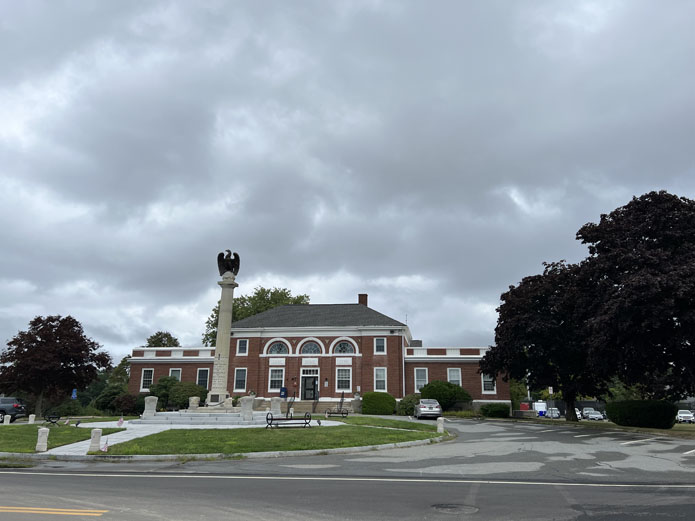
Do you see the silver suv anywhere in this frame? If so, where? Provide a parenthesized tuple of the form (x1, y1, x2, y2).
(0, 397, 27, 423)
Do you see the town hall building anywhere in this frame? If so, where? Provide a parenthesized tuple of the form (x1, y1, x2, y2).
(127, 292, 510, 409)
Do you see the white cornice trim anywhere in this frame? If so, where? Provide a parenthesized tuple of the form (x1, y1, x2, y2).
(129, 358, 214, 363)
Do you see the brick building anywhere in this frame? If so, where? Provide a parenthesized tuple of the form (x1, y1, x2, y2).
(128, 294, 510, 408)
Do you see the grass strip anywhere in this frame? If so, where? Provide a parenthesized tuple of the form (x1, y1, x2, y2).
(336, 416, 437, 432)
(103, 425, 440, 455)
(0, 425, 125, 453)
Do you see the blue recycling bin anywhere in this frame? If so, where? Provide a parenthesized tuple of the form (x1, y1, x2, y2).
(538, 410, 545, 417)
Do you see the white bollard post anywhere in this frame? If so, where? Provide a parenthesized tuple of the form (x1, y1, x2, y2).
(28, 414, 36, 425)
(437, 417, 445, 434)
(289, 407, 295, 418)
(3, 415, 10, 425)
(36, 427, 49, 452)
(88, 429, 103, 453)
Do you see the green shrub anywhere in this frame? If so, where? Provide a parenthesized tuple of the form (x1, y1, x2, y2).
(112, 394, 140, 415)
(168, 382, 208, 410)
(149, 376, 179, 409)
(94, 384, 126, 413)
(480, 403, 510, 418)
(362, 392, 396, 415)
(397, 394, 421, 416)
(420, 380, 472, 410)
(54, 398, 83, 416)
(606, 400, 677, 429)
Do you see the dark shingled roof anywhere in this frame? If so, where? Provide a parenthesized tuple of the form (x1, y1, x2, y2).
(230, 304, 406, 329)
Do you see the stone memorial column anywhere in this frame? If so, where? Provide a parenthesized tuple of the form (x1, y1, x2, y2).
(207, 270, 238, 405)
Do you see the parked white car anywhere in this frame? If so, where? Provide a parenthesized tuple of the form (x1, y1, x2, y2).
(585, 410, 604, 421)
(676, 410, 695, 423)
(575, 408, 582, 420)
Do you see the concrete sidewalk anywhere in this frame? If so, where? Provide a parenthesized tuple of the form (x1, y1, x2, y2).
(44, 419, 342, 456)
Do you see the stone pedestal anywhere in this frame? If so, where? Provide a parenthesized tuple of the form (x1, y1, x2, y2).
(207, 272, 238, 405)
(351, 397, 362, 414)
(89, 429, 102, 452)
(28, 414, 36, 425)
(223, 397, 235, 408)
(188, 396, 200, 410)
(270, 397, 282, 415)
(36, 428, 49, 452)
(143, 396, 158, 417)
(240, 396, 254, 422)
(437, 417, 445, 433)
(3, 415, 10, 425)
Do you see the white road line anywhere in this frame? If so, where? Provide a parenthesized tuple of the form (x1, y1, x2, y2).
(2, 470, 695, 489)
(683, 448, 695, 455)
(620, 437, 657, 446)
(574, 434, 592, 438)
(537, 429, 555, 433)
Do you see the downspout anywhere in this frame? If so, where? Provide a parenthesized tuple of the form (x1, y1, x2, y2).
(402, 331, 406, 398)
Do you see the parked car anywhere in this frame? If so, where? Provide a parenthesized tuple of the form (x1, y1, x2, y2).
(0, 397, 27, 423)
(582, 407, 597, 418)
(676, 410, 695, 423)
(546, 407, 561, 419)
(575, 408, 582, 420)
(414, 399, 442, 419)
(585, 410, 604, 421)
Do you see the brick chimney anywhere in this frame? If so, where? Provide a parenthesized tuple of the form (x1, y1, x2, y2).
(358, 293, 368, 306)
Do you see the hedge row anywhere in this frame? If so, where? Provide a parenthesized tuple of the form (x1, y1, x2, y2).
(606, 400, 677, 429)
(480, 403, 510, 418)
(362, 391, 396, 414)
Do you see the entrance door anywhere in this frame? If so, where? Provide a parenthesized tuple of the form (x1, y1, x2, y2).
(301, 369, 319, 400)
(301, 376, 318, 400)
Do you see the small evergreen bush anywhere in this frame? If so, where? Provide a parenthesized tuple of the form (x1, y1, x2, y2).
(112, 394, 140, 415)
(362, 391, 396, 415)
(480, 403, 510, 418)
(606, 400, 677, 429)
(168, 382, 208, 410)
(397, 394, 420, 416)
(420, 380, 472, 410)
(55, 398, 83, 416)
(94, 384, 126, 413)
(149, 376, 179, 409)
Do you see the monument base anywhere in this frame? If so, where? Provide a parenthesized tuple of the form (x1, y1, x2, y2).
(206, 392, 230, 405)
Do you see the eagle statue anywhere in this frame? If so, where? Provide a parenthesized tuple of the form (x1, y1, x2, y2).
(217, 250, 240, 276)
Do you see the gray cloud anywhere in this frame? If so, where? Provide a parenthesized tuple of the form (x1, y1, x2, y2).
(2, 1, 694, 359)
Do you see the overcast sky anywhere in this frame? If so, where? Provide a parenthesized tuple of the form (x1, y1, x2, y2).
(2, 1, 695, 362)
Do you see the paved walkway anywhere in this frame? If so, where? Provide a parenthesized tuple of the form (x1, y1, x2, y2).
(45, 419, 341, 456)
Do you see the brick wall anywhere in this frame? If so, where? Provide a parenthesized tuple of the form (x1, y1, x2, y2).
(404, 361, 510, 400)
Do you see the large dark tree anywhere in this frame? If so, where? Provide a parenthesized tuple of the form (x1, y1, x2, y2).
(202, 287, 310, 346)
(0, 315, 112, 416)
(577, 191, 695, 400)
(145, 331, 180, 347)
(480, 262, 605, 421)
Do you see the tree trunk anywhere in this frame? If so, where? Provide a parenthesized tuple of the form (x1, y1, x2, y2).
(565, 396, 578, 422)
(35, 391, 44, 419)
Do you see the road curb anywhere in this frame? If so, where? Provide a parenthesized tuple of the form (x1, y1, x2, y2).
(0, 433, 453, 462)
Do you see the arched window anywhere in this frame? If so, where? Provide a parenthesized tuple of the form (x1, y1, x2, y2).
(300, 342, 321, 355)
(334, 341, 355, 354)
(268, 342, 289, 355)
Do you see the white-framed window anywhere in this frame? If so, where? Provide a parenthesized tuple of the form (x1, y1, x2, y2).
(447, 368, 462, 387)
(334, 341, 355, 354)
(374, 337, 386, 355)
(414, 368, 428, 392)
(374, 367, 387, 392)
(140, 368, 154, 392)
(336, 367, 352, 392)
(234, 368, 247, 392)
(268, 342, 289, 355)
(482, 374, 497, 394)
(169, 368, 181, 381)
(300, 341, 321, 355)
(269, 368, 285, 392)
(196, 368, 209, 388)
(236, 339, 248, 356)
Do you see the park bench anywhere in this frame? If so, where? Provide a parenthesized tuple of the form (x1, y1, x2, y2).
(266, 411, 312, 429)
(324, 392, 349, 418)
(43, 413, 61, 426)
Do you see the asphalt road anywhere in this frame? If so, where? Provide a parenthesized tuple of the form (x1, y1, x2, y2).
(1, 419, 694, 520)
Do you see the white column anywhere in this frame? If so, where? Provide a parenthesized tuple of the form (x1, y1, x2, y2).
(207, 271, 238, 404)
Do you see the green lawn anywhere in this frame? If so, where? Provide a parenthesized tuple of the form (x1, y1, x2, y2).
(336, 416, 437, 432)
(101, 425, 442, 456)
(0, 425, 125, 453)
